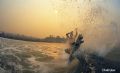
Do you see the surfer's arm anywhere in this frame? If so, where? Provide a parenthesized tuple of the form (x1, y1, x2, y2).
(73, 28, 78, 39)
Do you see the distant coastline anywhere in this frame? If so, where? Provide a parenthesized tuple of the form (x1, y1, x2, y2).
(0, 32, 66, 43)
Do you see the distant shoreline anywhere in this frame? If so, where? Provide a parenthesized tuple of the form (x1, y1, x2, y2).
(0, 32, 66, 43)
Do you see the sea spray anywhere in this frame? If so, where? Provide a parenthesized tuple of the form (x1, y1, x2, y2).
(51, 0, 120, 56)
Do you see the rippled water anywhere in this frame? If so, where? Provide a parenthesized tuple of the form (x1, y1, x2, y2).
(0, 37, 68, 73)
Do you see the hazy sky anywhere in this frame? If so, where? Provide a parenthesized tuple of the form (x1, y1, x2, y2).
(0, 0, 120, 38)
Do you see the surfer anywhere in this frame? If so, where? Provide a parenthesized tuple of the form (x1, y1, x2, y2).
(65, 31, 91, 73)
(68, 34, 84, 63)
(65, 28, 78, 54)
(65, 28, 85, 63)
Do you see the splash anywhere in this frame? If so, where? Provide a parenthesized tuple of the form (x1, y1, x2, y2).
(50, 0, 120, 56)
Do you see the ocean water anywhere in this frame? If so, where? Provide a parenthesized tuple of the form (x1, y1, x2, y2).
(0, 37, 68, 73)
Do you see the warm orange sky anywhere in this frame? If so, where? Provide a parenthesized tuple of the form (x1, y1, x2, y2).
(0, 0, 79, 38)
(0, 0, 120, 38)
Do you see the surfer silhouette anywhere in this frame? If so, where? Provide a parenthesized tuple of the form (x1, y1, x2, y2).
(65, 29, 91, 73)
(65, 28, 78, 54)
(65, 28, 85, 63)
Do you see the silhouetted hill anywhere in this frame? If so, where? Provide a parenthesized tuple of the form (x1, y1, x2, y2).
(42, 35, 66, 43)
(0, 32, 66, 43)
